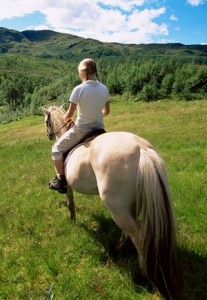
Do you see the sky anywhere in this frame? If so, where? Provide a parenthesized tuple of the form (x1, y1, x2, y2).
(0, 0, 206, 45)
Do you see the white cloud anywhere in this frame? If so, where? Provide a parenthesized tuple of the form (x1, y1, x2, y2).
(0, 0, 46, 20)
(97, 0, 145, 11)
(30, 24, 49, 31)
(170, 14, 178, 21)
(186, 0, 203, 6)
(0, 0, 168, 44)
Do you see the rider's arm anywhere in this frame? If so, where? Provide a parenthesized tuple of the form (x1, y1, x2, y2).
(102, 101, 110, 116)
(64, 102, 77, 122)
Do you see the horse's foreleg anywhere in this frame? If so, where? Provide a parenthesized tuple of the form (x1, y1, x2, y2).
(66, 185, 75, 221)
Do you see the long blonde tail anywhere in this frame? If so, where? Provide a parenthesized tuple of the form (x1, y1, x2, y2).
(136, 147, 182, 298)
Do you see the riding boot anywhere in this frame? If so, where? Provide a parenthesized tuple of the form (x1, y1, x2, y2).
(48, 175, 67, 194)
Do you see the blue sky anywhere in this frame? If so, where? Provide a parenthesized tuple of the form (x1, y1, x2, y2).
(0, 0, 206, 45)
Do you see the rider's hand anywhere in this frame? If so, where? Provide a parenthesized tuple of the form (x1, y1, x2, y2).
(64, 115, 72, 123)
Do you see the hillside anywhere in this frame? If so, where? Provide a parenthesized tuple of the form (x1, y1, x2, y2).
(0, 27, 207, 62)
(0, 26, 206, 120)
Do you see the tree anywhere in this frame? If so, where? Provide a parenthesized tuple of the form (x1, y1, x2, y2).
(160, 74, 174, 99)
(0, 74, 34, 110)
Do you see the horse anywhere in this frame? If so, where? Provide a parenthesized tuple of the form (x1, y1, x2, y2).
(42, 105, 182, 299)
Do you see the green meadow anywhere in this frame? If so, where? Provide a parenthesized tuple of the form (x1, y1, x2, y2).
(0, 100, 206, 300)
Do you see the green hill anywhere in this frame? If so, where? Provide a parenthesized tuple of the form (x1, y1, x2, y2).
(0, 27, 207, 62)
(0, 26, 206, 121)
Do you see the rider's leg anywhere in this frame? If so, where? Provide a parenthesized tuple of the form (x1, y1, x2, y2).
(54, 159, 64, 177)
(48, 159, 67, 194)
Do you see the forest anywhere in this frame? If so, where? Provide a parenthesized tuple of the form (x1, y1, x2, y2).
(0, 27, 207, 123)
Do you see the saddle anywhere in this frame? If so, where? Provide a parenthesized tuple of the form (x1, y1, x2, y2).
(63, 128, 106, 161)
(78, 128, 106, 144)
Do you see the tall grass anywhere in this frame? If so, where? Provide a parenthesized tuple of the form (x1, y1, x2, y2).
(0, 100, 206, 299)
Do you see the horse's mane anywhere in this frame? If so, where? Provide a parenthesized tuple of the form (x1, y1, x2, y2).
(49, 105, 65, 113)
(47, 106, 66, 122)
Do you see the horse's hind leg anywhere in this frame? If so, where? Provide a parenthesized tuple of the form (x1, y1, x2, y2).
(115, 231, 129, 251)
(110, 212, 146, 276)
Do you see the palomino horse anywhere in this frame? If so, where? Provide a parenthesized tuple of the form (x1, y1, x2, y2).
(42, 105, 182, 299)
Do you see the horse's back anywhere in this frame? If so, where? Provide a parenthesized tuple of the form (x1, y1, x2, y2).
(91, 131, 152, 154)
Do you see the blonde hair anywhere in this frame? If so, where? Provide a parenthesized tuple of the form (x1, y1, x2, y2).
(78, 58, 99, 80)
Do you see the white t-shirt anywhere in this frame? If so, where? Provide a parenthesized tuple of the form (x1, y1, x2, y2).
(69, 80, 109, 126)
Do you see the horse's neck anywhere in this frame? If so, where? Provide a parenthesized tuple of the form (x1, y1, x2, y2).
(53, 112, 66, 139)
(54, 117, 62, 127)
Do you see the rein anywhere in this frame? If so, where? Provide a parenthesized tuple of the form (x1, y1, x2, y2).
(46, 108, 73, 139)
(53, 122, 68, 135)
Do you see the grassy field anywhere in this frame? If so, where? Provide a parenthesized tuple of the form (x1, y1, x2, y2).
(0, 100, 206, 300)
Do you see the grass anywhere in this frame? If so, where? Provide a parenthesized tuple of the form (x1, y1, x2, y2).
(0, 99, 206, 299)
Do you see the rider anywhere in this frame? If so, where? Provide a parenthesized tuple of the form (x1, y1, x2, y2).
(49, 58, 110, 193)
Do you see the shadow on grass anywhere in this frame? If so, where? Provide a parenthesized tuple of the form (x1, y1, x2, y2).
(80, 212, 207, 300)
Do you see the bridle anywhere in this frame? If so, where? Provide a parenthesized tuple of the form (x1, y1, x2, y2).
(46, 108, 74, 140)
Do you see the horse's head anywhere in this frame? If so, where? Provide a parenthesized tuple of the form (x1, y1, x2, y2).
(42, 105, 74, 140)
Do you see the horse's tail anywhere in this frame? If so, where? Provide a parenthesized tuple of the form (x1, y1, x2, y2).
(136, 147, 182, 299)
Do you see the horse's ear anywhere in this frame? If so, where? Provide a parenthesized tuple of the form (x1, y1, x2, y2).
(41, 107, 49, 115)
(60, 103, 65, 110)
